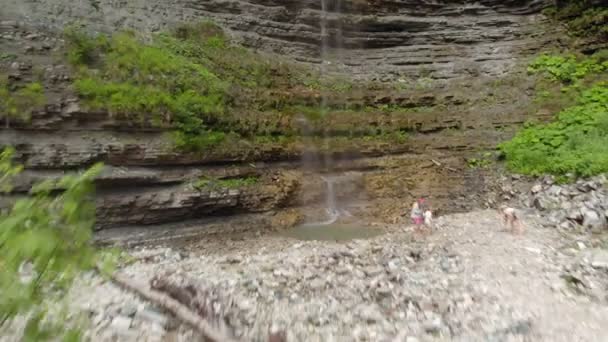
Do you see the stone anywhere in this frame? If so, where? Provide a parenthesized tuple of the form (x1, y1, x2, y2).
(547, 185, 562, 196)
(566, 209, 582, 221)
(120, 303, 138, 317)
(110, 316, 132, 334)
(149, 322, 166, 336)
(533, 196, 552, 211)
(0, 20, 18, 28)
(364, 266, 384, 277)
(375, 285, 392, 297)
(577, 181, 597, 193)
(589, 250, 608, 271)
(581, 208, 605, 232)
(423, 317, 443, 334)
(136, 308, 169, 327)
(357, 304, 383, 323)
(547, 211, 566, 226)
(64, 102, 81, 115)
(531, 184, 542, 194)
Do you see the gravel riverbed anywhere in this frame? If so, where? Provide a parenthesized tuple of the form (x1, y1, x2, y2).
(5, 209, 606, 342)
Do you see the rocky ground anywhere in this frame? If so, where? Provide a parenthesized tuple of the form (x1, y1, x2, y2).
(6, 201, 608, 342)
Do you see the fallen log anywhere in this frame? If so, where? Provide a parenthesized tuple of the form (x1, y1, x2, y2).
(150, 276, 236, 341)
(151, 277, 289, 342)
(109, 272, 238, 342)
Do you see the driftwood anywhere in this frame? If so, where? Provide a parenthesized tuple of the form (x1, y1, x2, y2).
(150, 276, 287, 342)
(430, 159, 458, 172)
(150, 276, 236, 341)
(109, 272, 238, 342)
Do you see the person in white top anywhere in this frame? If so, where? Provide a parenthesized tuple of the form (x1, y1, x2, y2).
(498, 205, 524, 234)
(423, 209, 433, 231)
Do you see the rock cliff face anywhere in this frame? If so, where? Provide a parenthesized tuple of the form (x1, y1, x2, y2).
(3, 0, 556, 80)
(0, 0, 561, 233)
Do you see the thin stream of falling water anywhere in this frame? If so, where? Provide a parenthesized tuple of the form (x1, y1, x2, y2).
(303, 176, 339, 226)
(320, 0, 333, 173)
(300, 0, 352, 226)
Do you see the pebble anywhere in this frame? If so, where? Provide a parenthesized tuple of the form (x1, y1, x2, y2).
(121, 303, 138, 317)
(6, 199, 608, 341)
(423, 317, 442, 334)
(110, 316, 132, 334)
(136, 308, 169, 327)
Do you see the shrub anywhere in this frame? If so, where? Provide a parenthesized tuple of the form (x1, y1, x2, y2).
(67, 30, 228, 150)
(500, 83, 608, 177)
(545, 1, 608, 40)
(193, 176, 258, 190)
(528, 52, 608, 84)
(0, 77, 46, 128)
(0, 147, 105, 339)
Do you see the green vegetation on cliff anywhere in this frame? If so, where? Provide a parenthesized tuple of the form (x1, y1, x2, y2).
(63, 22, 413, 153)
(0, 77, 45, 128)
(544, 0, 608, 41)
(193, 175, 259, 190)
(500, 51, 608, 178)
(66, 27, 228, 151)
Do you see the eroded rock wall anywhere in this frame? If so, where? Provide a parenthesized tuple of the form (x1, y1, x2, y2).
(2, 0, 557, 80)
(0, 1, 562, 231)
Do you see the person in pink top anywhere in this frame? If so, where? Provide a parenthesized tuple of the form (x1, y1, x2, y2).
(410, 199, 424, 229)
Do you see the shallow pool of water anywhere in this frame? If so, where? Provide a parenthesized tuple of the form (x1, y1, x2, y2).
(278, 223, 383, 241)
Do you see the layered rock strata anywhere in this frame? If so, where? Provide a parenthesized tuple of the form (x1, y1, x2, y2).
(2, 0, 558, 80)
(0, 1, 561, 231)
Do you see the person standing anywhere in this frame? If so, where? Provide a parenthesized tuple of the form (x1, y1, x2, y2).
(423, 209, 433, 231)
(410, 200, 424, 230)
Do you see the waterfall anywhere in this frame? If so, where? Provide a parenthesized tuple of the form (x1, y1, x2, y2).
(321, 176, 340, 225)
(300, 0, 350, 226)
